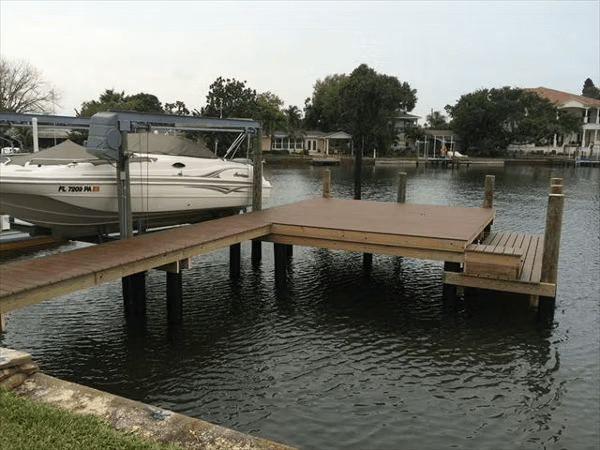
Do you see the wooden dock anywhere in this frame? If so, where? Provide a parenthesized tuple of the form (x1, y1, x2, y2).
(0, 175, 563, 324)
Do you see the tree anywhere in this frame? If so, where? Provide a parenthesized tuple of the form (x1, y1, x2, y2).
(164, 100, 193, 116)
(256, 92, 286, 136)
(284, 105, 302, 130)
(303, 65, 417, 157)
(77, 89, 163, 117)
(0, 58, 59, 113)
(582, 78, 600, 99)
(201, 77, 257, 119)
(303, 74, 347, 131)
(446, 87, 580, 155)
(339, 64, 417, 158)
(426, 110, 448, 129)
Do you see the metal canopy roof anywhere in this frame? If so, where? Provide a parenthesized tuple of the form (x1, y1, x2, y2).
(0, 111, 261, 133)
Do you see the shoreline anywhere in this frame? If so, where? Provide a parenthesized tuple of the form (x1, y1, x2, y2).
(262, 154, 594, 167)
(1, 347, 297, 450)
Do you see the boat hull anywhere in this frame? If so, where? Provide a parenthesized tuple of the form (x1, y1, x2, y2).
(0, 154, 271, 239)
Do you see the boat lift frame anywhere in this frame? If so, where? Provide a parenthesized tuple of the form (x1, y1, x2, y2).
(0, 112, 263, 239)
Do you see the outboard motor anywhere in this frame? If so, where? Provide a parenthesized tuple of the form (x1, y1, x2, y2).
(86, 112, 122, 161)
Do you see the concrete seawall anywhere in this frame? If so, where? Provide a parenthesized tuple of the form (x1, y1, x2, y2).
(1, 347, 297, 450)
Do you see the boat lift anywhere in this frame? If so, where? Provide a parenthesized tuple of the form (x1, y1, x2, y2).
(0, 112, 263, 239)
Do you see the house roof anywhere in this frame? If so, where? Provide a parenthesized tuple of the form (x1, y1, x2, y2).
(526, 87, 600, 108)
(393, 111, 420, 120)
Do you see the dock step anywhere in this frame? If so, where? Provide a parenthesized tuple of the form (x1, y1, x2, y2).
(445, 232, 551, 297)
(464, 243, 523, 280)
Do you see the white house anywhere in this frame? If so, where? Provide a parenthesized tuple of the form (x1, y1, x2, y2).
(390, 110, 420, 153)
(525, 87, 600, 158)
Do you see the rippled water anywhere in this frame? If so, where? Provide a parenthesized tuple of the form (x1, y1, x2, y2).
(1, 164, 599, 449)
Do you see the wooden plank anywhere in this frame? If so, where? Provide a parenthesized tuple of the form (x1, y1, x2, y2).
(529, 236, 545, 284)
(486, 232, 503, 246)
(503, 233, 520, 249)
(464, 249, 522, 280)
(262, 198, 495, 245)
(443, 271, 556, 297)
(269, 223, 467, 253)
(263, 234, 465, 263)
(517, 235, 533, 280)
(520, 235, 539, 283)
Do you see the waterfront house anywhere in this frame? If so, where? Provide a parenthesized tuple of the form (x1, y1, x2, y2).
(262, 130, 352, 156)
(390, 110, 420, 154)
(525, 87, 600, 158)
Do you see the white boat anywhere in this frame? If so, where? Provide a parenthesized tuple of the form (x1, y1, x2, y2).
(0, 136, 271, 239)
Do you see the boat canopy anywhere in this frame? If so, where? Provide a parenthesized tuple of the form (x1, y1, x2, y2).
(3, 134, 217, 166)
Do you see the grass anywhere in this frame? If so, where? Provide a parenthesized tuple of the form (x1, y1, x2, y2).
(0, 387, 184, 450)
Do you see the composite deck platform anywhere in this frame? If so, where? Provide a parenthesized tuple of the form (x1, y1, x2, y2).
(0, 197, 552, 315)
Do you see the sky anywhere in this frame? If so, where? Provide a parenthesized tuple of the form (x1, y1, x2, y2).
(1, 0, 599, 124)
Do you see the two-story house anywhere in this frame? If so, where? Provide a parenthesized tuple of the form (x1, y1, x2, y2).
(526, 87, 600, 158)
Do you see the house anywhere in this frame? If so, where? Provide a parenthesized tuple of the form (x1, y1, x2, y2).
(262, 130, 352, 156)
(390, 110, 420, 154)
(525, 87, 600, 158)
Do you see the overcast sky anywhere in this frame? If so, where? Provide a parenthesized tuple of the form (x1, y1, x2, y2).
(1, 1, 599, 123)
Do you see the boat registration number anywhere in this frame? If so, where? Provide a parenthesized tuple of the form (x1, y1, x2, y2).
(58, 185, 101, 193)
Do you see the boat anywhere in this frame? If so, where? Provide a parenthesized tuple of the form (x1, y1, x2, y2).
(0, 135, 271, 240)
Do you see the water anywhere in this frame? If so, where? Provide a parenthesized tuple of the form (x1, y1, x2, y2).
(1, 164, 599, 450)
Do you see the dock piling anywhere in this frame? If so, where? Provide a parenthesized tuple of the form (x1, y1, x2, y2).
(323, 169, 331, 198)
(166, 272, 183, 325)
(251, 134, 263, 262)
(122, 272, 146, 319)
(363, 252, 373, 274)
(230, 243, 241, 279)
(442, 261, 461, 309)
(539, 179, 564, 322)
(274, 243, 288, 289)
(482, 175, 495, 208)
(397, 172, 407, 203)
(251, 240, 262, 265)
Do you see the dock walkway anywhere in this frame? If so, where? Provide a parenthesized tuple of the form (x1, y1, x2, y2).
(0, 196, 555, 315)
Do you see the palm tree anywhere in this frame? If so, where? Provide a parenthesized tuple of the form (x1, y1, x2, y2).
(426, 110, 449, 129)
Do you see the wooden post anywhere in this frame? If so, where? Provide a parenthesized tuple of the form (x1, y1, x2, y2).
(252, 132, 262, 212)
(323, 169, 331, 198)
(118, 130, 133, 239)
(397, 172, 407, 203)
(541, 182, 564, 285)
(0, 314, 5, 332)
(538, 179, 564, 322)
(363, 252, 373, 273)
(274, 243, 287, 289)
(230, 243, 241, 279)
(251, 132, 262, 263)
(251, 240, 262, 265)
(354, 138, 363, 200)
(442, 261, 461, 310)
(123, 271, 146, 319)
(166, 271, 183, 325)
(482, 175, 495, 208)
